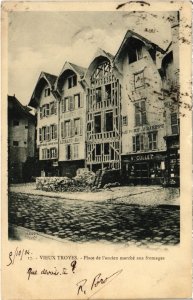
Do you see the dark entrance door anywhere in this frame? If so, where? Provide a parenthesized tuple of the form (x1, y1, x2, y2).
(134, 162, 149, 184)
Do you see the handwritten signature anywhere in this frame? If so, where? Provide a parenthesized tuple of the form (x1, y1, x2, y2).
(76, 269, 123, 298)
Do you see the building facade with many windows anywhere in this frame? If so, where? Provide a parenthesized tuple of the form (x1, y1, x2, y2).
(85, 49, 122, 172)
(114, 30, 168, 184)
(29, 72, 59, 176)
(56, 62, 87, 177)
(28, 21, 179, 185)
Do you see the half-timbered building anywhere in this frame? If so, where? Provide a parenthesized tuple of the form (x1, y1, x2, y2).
(85, 49, 122, 172)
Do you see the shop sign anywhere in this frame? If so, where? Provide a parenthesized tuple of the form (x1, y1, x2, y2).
(53, 161, 58, 167)
(123, 153, 165, 162)
(128, 124, 164, 134)
(40, 142, 57, 147)
(60, 137, 80, 144)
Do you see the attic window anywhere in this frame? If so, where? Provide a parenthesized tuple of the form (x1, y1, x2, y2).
(128, 45, 143, 64)
(68, 75, 77, 89)
(45, 88, 50, 97)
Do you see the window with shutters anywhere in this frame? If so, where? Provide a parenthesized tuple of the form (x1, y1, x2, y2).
(39, 128, 42, 142)
(61, 122, 64, 139)
(61, 99, 65, 113)
(134, 100, 147, 126)
(45, 104, 50, 116)
(54, 124, 57, 139)
(148, 132, 157, 150)
(171, 113, 179, 134)
(47, 149, 50, 159)
(42, 148, 47, 159)
(65, 120, 71, 137)
(42, 127, 46, 141)
(74, 144, 79, 159)
(39, 107, 43, 119)
(68, 75, 77, 89)
(46, 126, 50, 141)
(64, 97, 69, 111)
(74, 94, 82, 109)
(42, 106, 46, 118)
(45, 88, 50, 97)
(74, 118, 80, 136)
(50, 147, 57, 159)
(132, 134, 144, 152)
(50, 102, 55, 115)
(66, 144, 71, 160)
(50, 124, 55, 140)
(69, 97, 74, 111)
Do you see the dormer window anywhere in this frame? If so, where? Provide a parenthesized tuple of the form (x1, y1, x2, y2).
(45, 87, 50, 97)
(68, 75, 77, 89)
(128, 45, 143, 64)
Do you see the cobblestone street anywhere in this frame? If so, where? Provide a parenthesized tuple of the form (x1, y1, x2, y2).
(9, 187, 180, 247)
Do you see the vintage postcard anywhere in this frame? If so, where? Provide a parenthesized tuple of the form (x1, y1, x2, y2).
(1, 1, 192, 299)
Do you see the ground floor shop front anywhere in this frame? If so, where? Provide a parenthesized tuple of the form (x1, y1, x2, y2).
(121, 151, 179, 186)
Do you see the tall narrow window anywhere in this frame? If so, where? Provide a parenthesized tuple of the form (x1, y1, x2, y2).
(40, 107, 43, 119)
(74, 94, 82, 109)
(68, 75, 77, 88)
(104, 143, 110, 155)
(74, 144, 79, 159)
(105, 111, 113, 132)
(65, 121, 71, 137)
(39, 128, 42, 142)
(132, 134, 144, 152)
(94, 114, 101, 133)
(96, 87, 102, 102)
(148, 132, 157, 150)
(42, 127, 46, 141)
(96, 144, 101, 156)
(105, 84, 111, 100)
(45, 88, 50, 97)
(69, 96, 74, 111)
(46, 126, 50, 141)
(50, 102, 55, 115)
(171, 113, 179, 134)
(66, 145, 71, 160)
(61, 122, 64, 139)
(54, 124, 57, 139)
(135, 100, 146, 126)
(74, 118, 80, 136)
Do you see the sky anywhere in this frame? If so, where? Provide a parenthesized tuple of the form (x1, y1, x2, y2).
(8, 11, 173, 105)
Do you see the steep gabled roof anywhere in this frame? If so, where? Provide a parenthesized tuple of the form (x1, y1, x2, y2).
(69, 62, 87, 77)
(43, 72, 57, 86)
(28, 71, 58, 108)
(8, 95, 35, 119)
(56, 61, 87, 92)
(114, 30, 165, 62)
(84, 48, 114, 80)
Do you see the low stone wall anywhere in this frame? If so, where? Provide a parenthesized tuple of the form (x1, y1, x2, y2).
(36, 177, 73, 191)
(36, 169, 96, 192)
